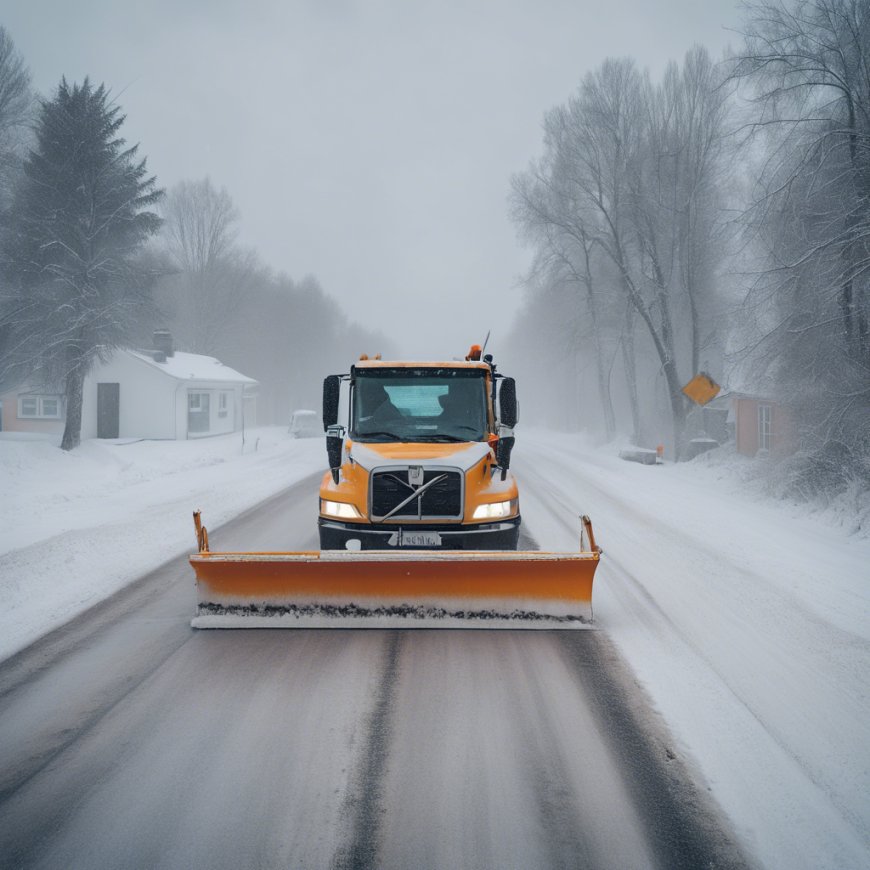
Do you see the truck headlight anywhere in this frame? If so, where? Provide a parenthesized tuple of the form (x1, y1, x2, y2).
(320, 499, 363, 520)
(472, 499, 517, 520)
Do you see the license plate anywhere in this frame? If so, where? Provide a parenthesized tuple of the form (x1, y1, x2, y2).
(400, 530, 442, 547)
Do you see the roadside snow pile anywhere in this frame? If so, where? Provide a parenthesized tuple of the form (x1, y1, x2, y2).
(689, 440, 870, 538)
(518, 429, 870, 870)
(0, 428, 325, 661)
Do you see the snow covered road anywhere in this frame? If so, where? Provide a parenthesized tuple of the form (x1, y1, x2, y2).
(0, 466, 744, 869)
(1, 427, 867, 868)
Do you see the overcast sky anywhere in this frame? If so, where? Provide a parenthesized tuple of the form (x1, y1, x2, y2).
(5, 0, 743, 358)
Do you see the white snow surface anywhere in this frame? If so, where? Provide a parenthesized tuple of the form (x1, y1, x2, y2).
(516, 430, 870, 870)
(127, 349, 257, 383)
(2, 426, 868, 869)
(0, 428, 324, 661)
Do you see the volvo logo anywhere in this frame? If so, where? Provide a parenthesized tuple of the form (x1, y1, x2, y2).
(408, 465, 424, 486)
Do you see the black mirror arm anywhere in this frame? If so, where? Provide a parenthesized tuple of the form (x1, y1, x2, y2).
(326, 424, 345, 485)
(496, 433, 515, 481)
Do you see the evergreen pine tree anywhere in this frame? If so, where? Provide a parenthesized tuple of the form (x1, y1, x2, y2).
(0, 77, 162, 449)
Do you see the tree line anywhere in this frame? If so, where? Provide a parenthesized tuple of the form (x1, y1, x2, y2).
(141, 177, 396, 429)
(0, 27, 393, 449)
(508, 0, 869, 476)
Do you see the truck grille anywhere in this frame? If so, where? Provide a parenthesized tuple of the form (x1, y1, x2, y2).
(370, 467, 463, 520)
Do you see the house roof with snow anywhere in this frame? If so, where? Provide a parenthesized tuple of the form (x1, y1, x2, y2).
(126, 349, 257, 385)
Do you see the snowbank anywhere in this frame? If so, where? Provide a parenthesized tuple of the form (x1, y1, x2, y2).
(1, 428, 326, 661)
(516, 430, 870, 870)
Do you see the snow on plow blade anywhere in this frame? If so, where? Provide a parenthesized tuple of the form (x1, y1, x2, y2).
(189, 513, 601, 629)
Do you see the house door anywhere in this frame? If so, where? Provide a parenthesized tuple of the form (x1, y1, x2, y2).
(97, 383, 120, 438)
(188, 391, 211, 434)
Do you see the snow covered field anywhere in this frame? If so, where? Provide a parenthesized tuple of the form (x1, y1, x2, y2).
(2, 426, 868, 868)
(0, 428, 325, 662)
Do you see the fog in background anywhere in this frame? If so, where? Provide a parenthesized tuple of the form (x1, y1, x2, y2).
(3, 0, 741, 358)
(4, 0, 866, 491)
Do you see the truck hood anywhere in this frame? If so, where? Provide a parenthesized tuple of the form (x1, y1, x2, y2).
(349, 440, 491, 472)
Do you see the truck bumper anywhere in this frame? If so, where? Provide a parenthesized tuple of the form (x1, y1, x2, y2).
(318, 517, 521, 551)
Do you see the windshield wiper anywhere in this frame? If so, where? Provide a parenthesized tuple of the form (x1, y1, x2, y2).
(356, 430, 482, 443)
(354, 430, 405, 441)
(414, 434, 469, 442)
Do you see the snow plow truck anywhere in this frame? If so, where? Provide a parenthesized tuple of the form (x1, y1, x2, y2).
(189, 346, 601, 628)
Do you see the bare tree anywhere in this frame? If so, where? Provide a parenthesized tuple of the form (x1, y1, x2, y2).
(158, 178, 251, 354)
(512, 50, 731, 453)
(512, 164, 621, 439)
(733, 0, 870, 358)
(642, 46, 730, 375)
(731, 0, 870, 458)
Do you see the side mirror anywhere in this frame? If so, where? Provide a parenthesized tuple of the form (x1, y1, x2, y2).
(323, 375, 341, 430)
(326, 424, 344, 484)
(499, 378, 518, 428)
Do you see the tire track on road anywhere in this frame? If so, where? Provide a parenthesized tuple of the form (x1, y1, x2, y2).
(559, 631, 750, 870)
(521, 445, 870, 842)
(510, 639, 608, 869)
(332, 631, 403, 870)
(518, 456, 751, 867)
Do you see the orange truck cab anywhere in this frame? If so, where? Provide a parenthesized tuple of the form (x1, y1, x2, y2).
(319, 349, 520, 550)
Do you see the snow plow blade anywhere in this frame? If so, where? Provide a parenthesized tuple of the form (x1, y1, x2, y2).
(190, 512, 601, 629)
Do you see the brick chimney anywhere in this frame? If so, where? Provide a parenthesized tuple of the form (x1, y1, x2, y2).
(153, 329, 174, 362)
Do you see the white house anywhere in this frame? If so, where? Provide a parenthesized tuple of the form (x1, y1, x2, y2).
(1, 332, 258, 441)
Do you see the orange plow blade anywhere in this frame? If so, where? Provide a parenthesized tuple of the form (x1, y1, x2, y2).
(189, 514, 601, 629)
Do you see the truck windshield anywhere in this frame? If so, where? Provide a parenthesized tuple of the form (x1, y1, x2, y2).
(351, 368, 488, 442)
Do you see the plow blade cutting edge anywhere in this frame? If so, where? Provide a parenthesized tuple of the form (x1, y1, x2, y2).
(189, 512, 601, 629)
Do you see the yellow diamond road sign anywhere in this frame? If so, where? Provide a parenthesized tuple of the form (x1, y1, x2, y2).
(682, 373, 721, 406)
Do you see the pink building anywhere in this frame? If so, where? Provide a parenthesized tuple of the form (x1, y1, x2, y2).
(732, 394, 795, 458)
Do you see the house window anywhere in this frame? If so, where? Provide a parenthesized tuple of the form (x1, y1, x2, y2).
(188, 391, 211, 434)
(18, 395, 62, 419)
(758, 404, 772, 453)
(218, 391, 230, 418)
